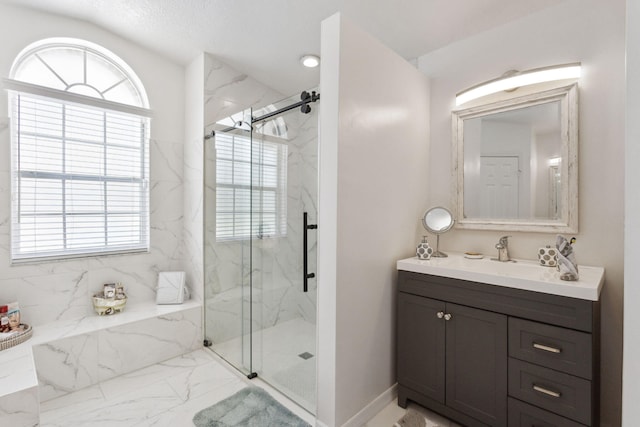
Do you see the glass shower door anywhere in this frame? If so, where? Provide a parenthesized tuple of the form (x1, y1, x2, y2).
(250, 92, 318, 413)
(204, 90, 319, 414)
(204, 107, 255, 377)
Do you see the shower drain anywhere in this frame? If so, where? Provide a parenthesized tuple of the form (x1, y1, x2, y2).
(298, 352, 314, 360)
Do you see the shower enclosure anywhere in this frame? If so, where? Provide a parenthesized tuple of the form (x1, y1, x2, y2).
(203, 90, 319, 413)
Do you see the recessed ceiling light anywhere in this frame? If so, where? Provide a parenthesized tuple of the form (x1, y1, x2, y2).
(300, 55, 320, 68)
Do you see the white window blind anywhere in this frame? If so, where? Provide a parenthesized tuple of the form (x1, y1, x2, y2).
(10, 93, 150, 261)
(215, 133, 287, 241)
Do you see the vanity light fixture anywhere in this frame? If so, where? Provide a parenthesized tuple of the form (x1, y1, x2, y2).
(455, 63, 581, 106)
(300, 54, 320, 68)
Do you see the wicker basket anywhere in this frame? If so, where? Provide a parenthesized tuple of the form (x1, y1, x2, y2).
(92, 294, 127, 316)
(0, 324, 33, 351)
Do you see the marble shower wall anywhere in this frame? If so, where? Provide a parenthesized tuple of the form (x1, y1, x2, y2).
(252, 102, 319, 328)
(200, 54, 319, 345)
(0, 117, 185, 326)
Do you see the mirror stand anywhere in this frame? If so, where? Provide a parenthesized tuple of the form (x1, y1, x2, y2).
(433, 234, 447, 258)
(422, 206, 454, 258)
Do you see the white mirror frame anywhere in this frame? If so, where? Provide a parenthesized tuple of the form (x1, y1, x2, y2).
(451, 83, 578, 233)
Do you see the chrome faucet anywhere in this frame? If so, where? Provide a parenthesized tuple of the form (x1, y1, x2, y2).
(494, 235, 512, 262)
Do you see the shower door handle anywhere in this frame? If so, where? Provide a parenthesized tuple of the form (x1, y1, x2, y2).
(303, 212, 317, 292)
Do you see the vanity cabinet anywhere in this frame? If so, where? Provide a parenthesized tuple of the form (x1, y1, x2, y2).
(397, 270, 600, 427)
(397, 293, 507, 426)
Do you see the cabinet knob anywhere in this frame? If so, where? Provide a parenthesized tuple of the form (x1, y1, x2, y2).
(436, 311, 444, 319)
(444, 313, 452, 321)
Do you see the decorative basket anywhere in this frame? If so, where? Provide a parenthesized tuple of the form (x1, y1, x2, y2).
(92, 294, 127, 316)
(0, 324, 33, 351)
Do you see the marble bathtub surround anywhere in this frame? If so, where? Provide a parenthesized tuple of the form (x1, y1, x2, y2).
(0, 300, 202, 427)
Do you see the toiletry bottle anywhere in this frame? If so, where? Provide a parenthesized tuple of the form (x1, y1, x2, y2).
(7, 302, 20, 331)
(416, 236, 433, 260)
(0, 305, 9, 332)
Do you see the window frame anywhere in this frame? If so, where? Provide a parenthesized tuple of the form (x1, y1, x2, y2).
(6, 38, 151, 262)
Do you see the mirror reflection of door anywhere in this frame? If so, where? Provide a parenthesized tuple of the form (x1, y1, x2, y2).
(548, 165, 561, 219)
(479, 156, 519, 218)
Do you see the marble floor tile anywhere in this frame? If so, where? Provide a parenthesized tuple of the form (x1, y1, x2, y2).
(165, 360, 239, 401)
(36, 344, 460, 427)
(99, 349, 214, 400)
(39, 348, 315, 427)
(136, 378, 248, 427)
(40, 381, 184, 427)
(365, 400, 457, 427)
(39, 384, 105, 422)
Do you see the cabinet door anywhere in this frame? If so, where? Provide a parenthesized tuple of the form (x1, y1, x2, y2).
(446, 303, 508, 427)
(397, 292, 446, 404)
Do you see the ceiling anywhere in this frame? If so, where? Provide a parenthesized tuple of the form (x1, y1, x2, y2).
(1, 0, 565, 96)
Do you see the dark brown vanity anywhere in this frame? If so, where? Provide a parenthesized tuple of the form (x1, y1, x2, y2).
(397, 256, 603, 427)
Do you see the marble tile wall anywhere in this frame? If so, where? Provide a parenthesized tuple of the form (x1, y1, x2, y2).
(0, 384, 38, 427)
(32, 304, 201, 402)
(0, 117, 186, 326)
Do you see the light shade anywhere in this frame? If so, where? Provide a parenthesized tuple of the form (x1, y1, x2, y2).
(456, 63, 581, 106)
(300, 54, 320, 68)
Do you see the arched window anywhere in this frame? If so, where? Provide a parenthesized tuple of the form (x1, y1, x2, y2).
(5, 38, 151, 261)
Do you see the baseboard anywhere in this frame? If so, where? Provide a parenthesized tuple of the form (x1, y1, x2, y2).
(340, 383, 398, 427)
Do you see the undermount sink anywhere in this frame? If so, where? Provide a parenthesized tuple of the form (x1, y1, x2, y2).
(397, 253, 604, 301)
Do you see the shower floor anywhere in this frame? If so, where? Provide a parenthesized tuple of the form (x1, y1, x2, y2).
(211, 317, 317, 413)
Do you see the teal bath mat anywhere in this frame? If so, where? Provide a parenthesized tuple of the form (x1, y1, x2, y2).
(192, 386, 311, 427)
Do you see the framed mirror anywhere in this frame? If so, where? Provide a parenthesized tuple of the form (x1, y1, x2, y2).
(452, 83, 578, 233)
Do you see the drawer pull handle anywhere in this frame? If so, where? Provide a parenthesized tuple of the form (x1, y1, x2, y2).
(533, 384, 561, 398)
(436, 311, 444, 319)
(533, 343, 562, 354)
(444, 313, 452, 321)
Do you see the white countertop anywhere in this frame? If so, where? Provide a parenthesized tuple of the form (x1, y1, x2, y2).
(397, 253, 604, 301)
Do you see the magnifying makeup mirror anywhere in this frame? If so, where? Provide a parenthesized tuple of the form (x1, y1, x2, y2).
(422, 207, 455, 257)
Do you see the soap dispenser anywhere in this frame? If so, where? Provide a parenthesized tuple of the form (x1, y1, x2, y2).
(416, 236, 434, 260)
(538, 245, 558, 267)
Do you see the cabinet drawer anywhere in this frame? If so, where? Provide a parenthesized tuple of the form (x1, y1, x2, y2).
(509, 317, 592, 379)
(508, 359, 591, 425)
(508, 398, 586, 427)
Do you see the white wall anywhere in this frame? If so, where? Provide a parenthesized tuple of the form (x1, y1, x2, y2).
(418, 0, 625, 425)
(318, 13, 431, 427)
(623, 0, 640, 425)
(0, 3, 186, 325)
